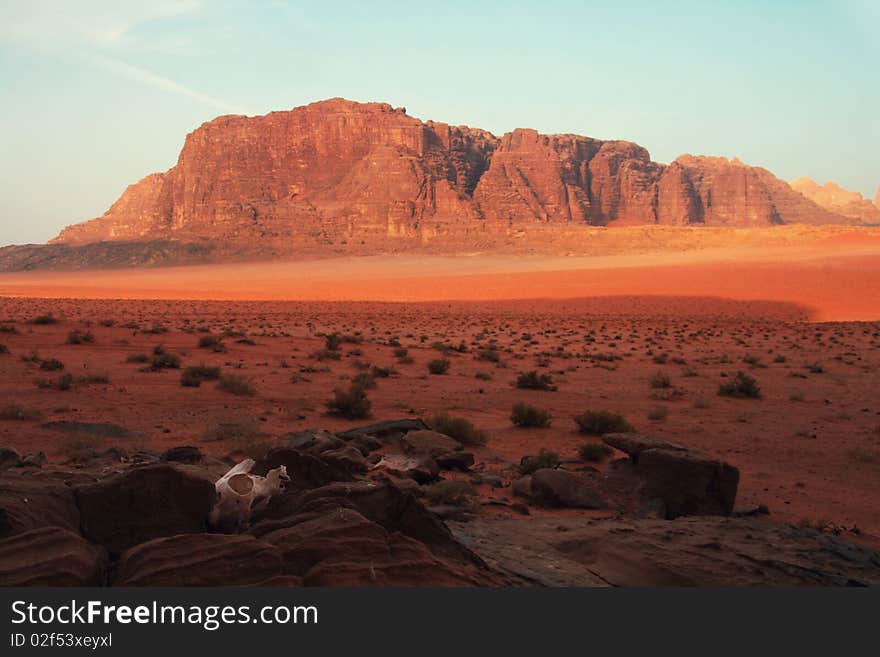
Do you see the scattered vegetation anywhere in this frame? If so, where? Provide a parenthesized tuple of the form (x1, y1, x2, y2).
(510, 402, 552, 428)
(429, 413, 488, 446)
(718, 371, 762, 399)
(515, 370, 557, 391)
(427, 358, 451, 375)
(325, 383, 371, 419)
(197, 334, 226, 351)
(579, 442, 614, 462)
(66, 329, 95, 345)
(150, 345, 181, 370)
(574, 410, 634, 435)
(29, 314, 59, 325)
(518, 448, 559, 474)
(648, 370, 671, 389)
(217, 373, 256, 396)
(39, 358, 64, 371)
(181, 364, 221, 387)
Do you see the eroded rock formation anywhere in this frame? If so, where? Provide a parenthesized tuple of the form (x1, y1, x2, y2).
(52, 98, 861, 249)
(791, 178, 880, 224)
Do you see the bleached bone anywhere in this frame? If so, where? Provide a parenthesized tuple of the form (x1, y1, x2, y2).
(208, 459, 289, 532)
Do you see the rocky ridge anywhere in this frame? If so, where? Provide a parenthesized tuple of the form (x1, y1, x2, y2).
(52, 98, 862, 251)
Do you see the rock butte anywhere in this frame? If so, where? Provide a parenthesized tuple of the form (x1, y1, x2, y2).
(52, 98, 868, 251)
(790, 178, 880, 224)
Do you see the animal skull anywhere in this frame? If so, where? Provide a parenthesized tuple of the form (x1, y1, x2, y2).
(208, 459, 290, 532)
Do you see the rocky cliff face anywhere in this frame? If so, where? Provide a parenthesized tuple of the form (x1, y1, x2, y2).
(790, 178, 880, 224)
(53, 98, 859, 246)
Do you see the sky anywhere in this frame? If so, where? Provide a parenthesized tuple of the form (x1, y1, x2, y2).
(0, 0, 878, 246)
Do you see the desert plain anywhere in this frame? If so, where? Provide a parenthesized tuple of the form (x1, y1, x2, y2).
(1, 233, 878, 567)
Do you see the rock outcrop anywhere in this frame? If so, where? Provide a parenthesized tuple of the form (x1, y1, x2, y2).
(51, 98, 858, 250)
(0, 527, 106, 586)
(790, 178, 880, 224)
(75, 464, 216, 556)
(603, 433, 739, 518)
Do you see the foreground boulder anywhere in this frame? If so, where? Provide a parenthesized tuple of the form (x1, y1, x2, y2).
(337, 418, 429, 441)
(372, 453, 439, 483)
(0, 527, 105, 586)
(254, 480, 479, 563)
(254, 508, 390, 576)
(0, 472, 80, 538)
(603, 433, 739, 518)
(75, 464, 216, 556)
(529, 469, 607, 509)
(114, 533, 284, 586)
(303, 532, 504, 587)
(400, 430, 462, 456)
(252, 447, 357, 489)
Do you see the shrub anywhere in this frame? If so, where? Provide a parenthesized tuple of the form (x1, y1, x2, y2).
(518, 448, 559, 474)
(198, 333, 223, 349)
(39, 358, 64, 371)
(0, 404, 44, 421)
(126, 353, 151, 364)
(393, 347, 409, 359)
(30, 314, 59, 325)
(0, 344, 8, 354)
(647, 406, 669, 421)
(0, 324, 19, 334)
(515, 370, 556, 391)
(427, 358, 450, 375)
(424, 480, 477, 506)
(181, 364, 221, 387)
(370, 365, 395, 378)
(649, 370, 671, 389)
(718, 371, 762, 399)
(475, 371, 492, 381)
(476, 348, 500, 362)
(59, 432, 104, 462)
(325, 383, 371, 419)
(351, 372, 377, 389)
(429, 413, 488, 446)
(217, 373, 256, 396)
(510, 402, 552, 428)
(324, 333, 343, 352)
(574, 410, 634, 435)
(151, 350, 181, 370)
(58, 373, 74, 390)
(66, 329, 94, 345)
(579, 443, 614, 462)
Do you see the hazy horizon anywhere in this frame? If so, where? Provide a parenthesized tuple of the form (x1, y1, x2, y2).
(1, 0, 878, 246)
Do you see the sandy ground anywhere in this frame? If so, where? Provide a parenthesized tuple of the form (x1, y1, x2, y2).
(1, 239, 879, 321)
(0, 240, 878, 546)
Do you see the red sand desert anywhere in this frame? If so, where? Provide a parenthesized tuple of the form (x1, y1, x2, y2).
(1, 239, 878, 559)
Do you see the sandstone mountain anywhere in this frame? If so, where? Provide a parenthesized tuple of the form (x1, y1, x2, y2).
(790, 178, 880, 224)
(52, 98, 861, 251)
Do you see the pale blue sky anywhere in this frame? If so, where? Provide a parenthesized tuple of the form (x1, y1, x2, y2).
(1, 0, 877, 246)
